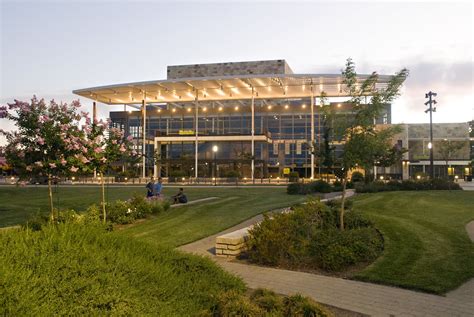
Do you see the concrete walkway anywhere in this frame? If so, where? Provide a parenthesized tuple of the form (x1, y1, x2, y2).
(459, 181, 474, 191)
(179, 192, 474, 317)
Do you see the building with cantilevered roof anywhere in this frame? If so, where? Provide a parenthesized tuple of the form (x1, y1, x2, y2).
(73, 60, 471, 181)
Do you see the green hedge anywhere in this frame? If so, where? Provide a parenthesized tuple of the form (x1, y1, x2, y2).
(0, 223, 244, 315)
(355, 179, 462, 193)
(287, 180, 353, 195)
(246, 199, 383, 272)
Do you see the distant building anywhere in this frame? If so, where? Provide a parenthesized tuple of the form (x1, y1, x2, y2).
(378, 123, 471, 180)
(73, 60, 471, 180)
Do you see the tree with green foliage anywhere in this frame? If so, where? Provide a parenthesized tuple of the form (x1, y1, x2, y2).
(312, 92, 337, 181)
(438, 139, 466, 179)
(331, 58, 409, 230)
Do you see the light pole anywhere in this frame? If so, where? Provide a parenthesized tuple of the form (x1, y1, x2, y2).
(212, 145, 218, 186)
(425, 91, 437, 179)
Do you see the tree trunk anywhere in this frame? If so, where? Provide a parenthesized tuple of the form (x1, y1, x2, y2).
(340, 176, 347, 231)
(101, 173, 106, 224)
(48, 175, 54, 223)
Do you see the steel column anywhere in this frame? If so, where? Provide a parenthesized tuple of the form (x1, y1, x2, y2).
(195, 90, 199, 179)
(142, 97, 146, 179)
(310, 90, 315, 179)
(318, 95, 322, 177)
(251, 88, 255, 181)
(93, 101, 97, 179)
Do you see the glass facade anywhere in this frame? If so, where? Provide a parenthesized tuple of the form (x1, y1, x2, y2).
(110, 99, 391, 178)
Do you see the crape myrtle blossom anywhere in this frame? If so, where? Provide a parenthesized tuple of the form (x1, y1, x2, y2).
(78, 109, 140, 223)
(0, 97, 87, 178)
(1, 96, 139, 222)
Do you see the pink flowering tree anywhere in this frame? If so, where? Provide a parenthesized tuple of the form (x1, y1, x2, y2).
(75, 116, 139, 223)
(0, 97, 86, 221)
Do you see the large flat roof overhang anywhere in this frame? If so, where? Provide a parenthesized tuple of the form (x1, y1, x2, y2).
(73, 73, 392, 105)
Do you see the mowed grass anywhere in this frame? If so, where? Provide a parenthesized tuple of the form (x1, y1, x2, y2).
(0, 186, 150, 227)
(118, 187, 306, 247)
(0, 186, 306, 248)
(0, 185, 243, 227)
(0, 223, 245, 315)
(353, 191, 474, 294)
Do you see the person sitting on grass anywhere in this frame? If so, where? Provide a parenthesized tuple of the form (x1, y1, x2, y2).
(172, 188, 187, 204)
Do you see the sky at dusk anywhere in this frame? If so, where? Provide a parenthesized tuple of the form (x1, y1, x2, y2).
(1, 0, 473, 142)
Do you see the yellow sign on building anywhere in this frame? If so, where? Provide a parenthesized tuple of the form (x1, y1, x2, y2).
(283, 168, 291, 175)
(178, 130, 195, 135)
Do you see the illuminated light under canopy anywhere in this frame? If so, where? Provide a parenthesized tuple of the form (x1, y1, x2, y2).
(302, 104, 306, 109)
(172, 108, 176, 113)
(74, 73, 393, 105)
(218, 106, 223, 111)
(234, 106, 239, 111)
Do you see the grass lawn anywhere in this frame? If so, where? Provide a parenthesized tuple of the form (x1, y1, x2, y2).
(0, 223, 245, 315)
(353, 190, 474, 294)
(118, 187, 306, 247)
(0, 186, 306, 248)
(0, 185, 255, 227)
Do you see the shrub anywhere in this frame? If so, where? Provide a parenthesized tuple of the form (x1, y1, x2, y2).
(149, 201, 164, 214)
(56, 209, 81, 224)
(162, 200, 171, 211)
(287, 183, 305, 195)
(289, 171, 300, 182)
(83, 204, 102, 224)
(283, 294, 331, 317)
(128, 194, 153, 219)
(351, 171, 364, 183)
(310, 228, 383, 271)
(249, 288, 283, 313)
(355, 179, 462, 193)
(107, 200, 135, 224)
(212, 290, 263, 316)
(246, 199, 382, 272)
(287, 180, 335, 195)
(211, 289, 332, 317)
(308, 180, 332, 193)
(23, 211, 48, 231)
(224, 170, 240, 178)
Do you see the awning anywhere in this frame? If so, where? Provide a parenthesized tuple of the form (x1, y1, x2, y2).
(73, 73, 392, 105)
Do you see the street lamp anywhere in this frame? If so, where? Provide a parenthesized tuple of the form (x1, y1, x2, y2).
(425, 91, 437, 179)
(212, 145, 218, 185)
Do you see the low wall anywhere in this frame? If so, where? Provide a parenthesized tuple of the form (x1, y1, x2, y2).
(215, 227, 253, 258)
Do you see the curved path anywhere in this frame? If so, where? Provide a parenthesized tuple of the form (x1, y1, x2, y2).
(179, 193, 474, 317)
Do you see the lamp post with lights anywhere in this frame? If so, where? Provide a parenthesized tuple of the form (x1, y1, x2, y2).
(212, 145, 218, 186)
(425, 91, 437, 179)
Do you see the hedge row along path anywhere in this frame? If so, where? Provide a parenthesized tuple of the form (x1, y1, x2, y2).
(179, 194, 474, 317)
